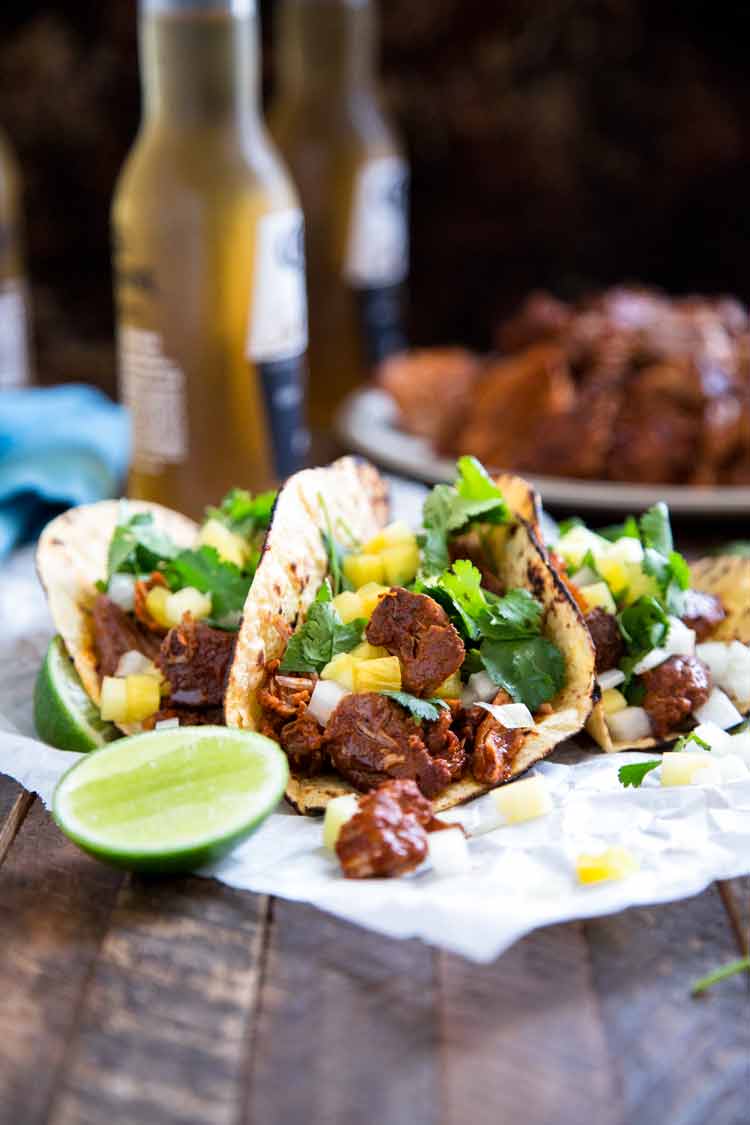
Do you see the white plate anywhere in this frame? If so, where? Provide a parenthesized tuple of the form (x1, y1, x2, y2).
(336, 388, 750, 516)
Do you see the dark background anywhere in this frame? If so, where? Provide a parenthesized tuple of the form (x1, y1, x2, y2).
(2, 0, 750, 396)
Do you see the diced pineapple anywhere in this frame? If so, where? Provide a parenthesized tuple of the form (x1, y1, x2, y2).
(100, 676, 128, 722)
(323, 794, 360, 850)
(350, 641, 389, 661)
(352, 656, 402, 693)
(493, 775, 553, 825)
(580, 581, 617, 615)
(331, 590, 363, 624)
(434, 672, 463, 699)
(661, 750, 713, 787)
(125, 674, 162, 721)
(145, 585, 172, 629)
(356, 582, 390, 618)
(198, 518, 248, 569)
(597, 557, 658, 605)
(381, 540, 420, 586)
(602, 688, 627, 716)
(576, 846, 639, 885)
(556, 526, 607, 570)
(343, 553, 386, 589)
(165, 586, 212, 627)
(362, 520, 414, 555)
(320, 653, 357, 690)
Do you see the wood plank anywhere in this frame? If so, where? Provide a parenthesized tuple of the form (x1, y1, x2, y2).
(440, 921, 622, 1125)
(0, 774, 24, 825)
(47, 879, 268, 1125)
(585, 881, 750, 1125)
(243, 899, 440, 1125)
(0, 800, 124, 1125)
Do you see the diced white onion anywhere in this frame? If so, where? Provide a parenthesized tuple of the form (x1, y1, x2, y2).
(664, 617, 696, 657)
(717, 754, 749, 783)
(602, 536, 644, 564)
(461, 671, 497, 708)
(308, 680, 349, 726)
(155, 718, 180, 731)
(107, 573, 137, 612)
(597, 668, 625, 691)
(115, 650, 158, 678)
(724, 641, 750, 703)
(427, 828, 472, 876)
(696, 642, 731, 683)
(606, 705, 652, 742)
(633, 648, 670, 675)
(569, 565, 598, 588)
(694, 687, 743, 731)
(691, 721, 733, 755)
(475, 701, 535, 729)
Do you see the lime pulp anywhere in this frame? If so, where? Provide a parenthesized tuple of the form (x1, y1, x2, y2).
(52, 726, 289, 873)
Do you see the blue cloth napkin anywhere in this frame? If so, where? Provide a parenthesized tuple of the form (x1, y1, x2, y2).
(0, 385, 130, 559)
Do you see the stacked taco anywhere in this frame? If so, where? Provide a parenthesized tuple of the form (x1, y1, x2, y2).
(548, 506, 750, 752)
(225, 456, 596, 813)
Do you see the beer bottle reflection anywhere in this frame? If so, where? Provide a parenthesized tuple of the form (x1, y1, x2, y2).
(113, 0, 309, 517)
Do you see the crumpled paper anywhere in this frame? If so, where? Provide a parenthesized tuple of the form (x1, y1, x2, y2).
(2, 494, 750, 963)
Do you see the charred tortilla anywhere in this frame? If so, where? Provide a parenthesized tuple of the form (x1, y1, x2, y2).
(36, 500, 198, 730)
(225, 464, 596, 815)
(586, 554, 750, 753)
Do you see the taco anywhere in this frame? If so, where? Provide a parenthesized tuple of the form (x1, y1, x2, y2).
(225, 456, 596, 814)
(548, 506, 750, 753)
(36, 487, 276, 736)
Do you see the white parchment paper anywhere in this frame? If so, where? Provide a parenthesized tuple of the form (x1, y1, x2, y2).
(1, 485, 749, 963)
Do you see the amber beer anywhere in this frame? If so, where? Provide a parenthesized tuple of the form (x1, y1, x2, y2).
(0, 129, 32, 389)
(271, 0, 408, 430)
(113, 0, 309, 516)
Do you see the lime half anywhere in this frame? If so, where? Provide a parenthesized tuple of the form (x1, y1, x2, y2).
(34, 636, 119, 753)
(52, 726, 288, 873)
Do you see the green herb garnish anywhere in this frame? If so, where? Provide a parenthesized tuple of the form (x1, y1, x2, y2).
(692, 956, 750, 995)
(381, 692, 450, 722)
(106, 508, 180, 580)
(280, 582, 365, 674)
(617, 759, 661, 788)
(164, 546, 252, 629)
(420, 457, 509, 575)
(480, 635, 565, 713)
(205, 487, 276, 539)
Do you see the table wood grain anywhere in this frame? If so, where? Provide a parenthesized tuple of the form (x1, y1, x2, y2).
(0, 771, 747, 1125)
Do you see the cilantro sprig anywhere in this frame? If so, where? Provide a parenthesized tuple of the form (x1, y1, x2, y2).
(106, 508, 180, 581)
(420, 456, 509, 575)
(280, 582, 365, 674)
(381, 692, 451, 722)
(205, 488, 276, 540)
(618, 732, 711, 788)
(164, 546, 252, 629)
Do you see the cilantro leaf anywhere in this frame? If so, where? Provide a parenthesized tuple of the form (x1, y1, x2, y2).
(421, 559, 488, 638)
(599, 515, 640, 542)
(381, 692, 450, 722)
(618, 760, 660, 788)
(617, 596, 669, 654)
(205, 488, 276, 539)
(420, 459, 509, 576)
(107, 508, 180, 580)
(480, 635, 565, 712)
(639, 502, 673, 557)
(558, 516, 585, 537)
(280, 595, 365, 674)
(673, 732, 711, 753)
(479, 587, 543, 640)
(164, 546, 252, 628)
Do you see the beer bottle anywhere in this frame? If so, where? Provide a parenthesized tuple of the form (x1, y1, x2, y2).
(113, 0, 309, 517)
(0, 129, 32, 390)
(271, 0, 408, 432)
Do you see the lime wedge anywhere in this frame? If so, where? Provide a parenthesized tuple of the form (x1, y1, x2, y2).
(52, 726, 289, 873)
(34, 636, 119, 753)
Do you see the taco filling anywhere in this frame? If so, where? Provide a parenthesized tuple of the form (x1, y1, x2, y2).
(550, 504, 750, 749)
(43, 488, 275, 732)
(248, 457, 592, 806)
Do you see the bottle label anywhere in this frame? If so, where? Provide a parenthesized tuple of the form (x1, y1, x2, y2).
(355, 283, 407, 367)
(247, 209, 309, 476)
(344, 156, 409, 288)
(119, 327, 188, 472)
(0, 280, 31, 389)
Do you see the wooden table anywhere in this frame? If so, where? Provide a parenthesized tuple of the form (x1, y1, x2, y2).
(0, 769, 747, 1125)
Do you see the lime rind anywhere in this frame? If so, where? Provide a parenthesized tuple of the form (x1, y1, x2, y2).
(52, 726, 289, 874)
(33, 636, 118, 753)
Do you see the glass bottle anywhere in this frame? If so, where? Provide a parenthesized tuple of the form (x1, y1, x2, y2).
(113, 0, 309, 517)
(271, 0, 408, 432)
(0, 129, 32, 390)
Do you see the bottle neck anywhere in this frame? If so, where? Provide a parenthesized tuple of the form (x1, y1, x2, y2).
(139, 0, 262, 129)
(276, 0, 377, 101)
